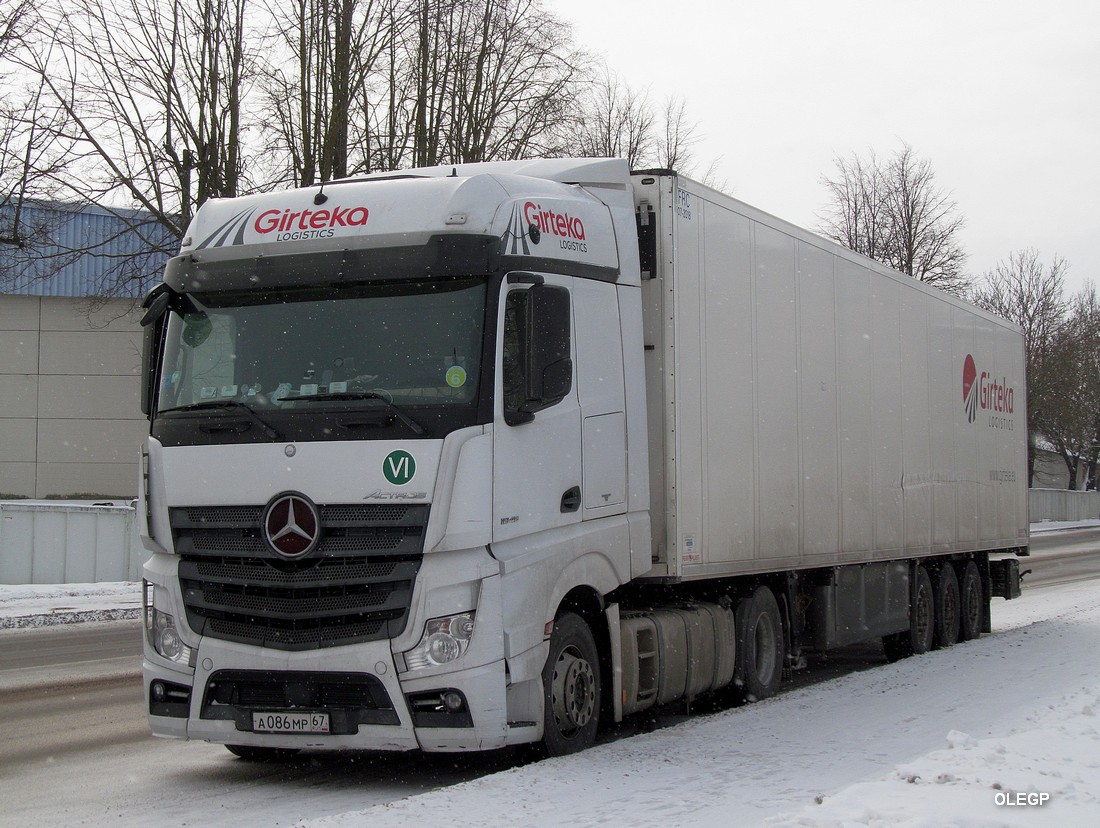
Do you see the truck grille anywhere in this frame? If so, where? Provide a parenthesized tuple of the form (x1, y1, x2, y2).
(173, 504, 427, 651)
(201, 670, 400, 731)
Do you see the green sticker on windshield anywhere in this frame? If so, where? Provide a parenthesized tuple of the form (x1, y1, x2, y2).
(445, 365, 467, 388)
(383, 450, 416, 485)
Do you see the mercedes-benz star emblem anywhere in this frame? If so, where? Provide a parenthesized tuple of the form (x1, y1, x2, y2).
(262, 492, 322, 559)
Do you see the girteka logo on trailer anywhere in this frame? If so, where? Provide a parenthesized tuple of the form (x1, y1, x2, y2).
(963, 354, 1015, 425)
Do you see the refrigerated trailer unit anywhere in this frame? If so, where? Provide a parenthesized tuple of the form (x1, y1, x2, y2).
(138, 158, 1026, 757)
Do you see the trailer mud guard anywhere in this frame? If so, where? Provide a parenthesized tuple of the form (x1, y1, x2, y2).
(989, 557, 1022, 600)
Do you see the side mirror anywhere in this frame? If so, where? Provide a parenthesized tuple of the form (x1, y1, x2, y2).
(524, 283, 572, 409)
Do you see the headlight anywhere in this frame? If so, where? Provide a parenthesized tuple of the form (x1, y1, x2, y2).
(143, 581, 192, 666)
(403, 612, 475, 671)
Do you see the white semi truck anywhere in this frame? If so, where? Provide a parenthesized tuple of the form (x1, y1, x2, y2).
(138, 158, 1027, 758)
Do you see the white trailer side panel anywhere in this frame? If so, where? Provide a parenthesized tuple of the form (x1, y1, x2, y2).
(634, 173, 1028, 580)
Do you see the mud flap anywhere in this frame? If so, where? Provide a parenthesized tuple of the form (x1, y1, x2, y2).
(990, 557, 1022, 600)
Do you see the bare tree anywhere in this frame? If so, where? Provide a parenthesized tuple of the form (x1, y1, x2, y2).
(446, 0, 584, 162)
(398, 0, 586, 168)
(6, 0, 261, 294)
(572, 67, 653, 169)
(820, 149, 891, 265)
(820, 143, 969, 296)
(261, 0, 403, 186)
(1, 0, 55, 247)
(971, 249, 1071, 485)
(655, 95, 698, 172)
(0, 0, 32, 60)
(1043, 285, 1100, 488)
(0, 80, 66, 249)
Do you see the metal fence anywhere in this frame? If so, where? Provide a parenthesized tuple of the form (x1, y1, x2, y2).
(3, 491, 1098, 584)
(0, 501, 145, 584)
(1029, 488, 1100, 523)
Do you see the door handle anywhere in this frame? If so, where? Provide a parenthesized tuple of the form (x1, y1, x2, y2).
(560, 486, 581, 513)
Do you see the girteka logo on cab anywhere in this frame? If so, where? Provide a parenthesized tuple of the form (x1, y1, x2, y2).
(501, 200, 589, 255)
(524, 201, 586, 244)
(963, 354, 1015, 429)
(195, 204, 369, 248)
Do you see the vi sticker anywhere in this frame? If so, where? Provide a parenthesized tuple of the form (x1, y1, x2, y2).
(383, 450, 416, 485)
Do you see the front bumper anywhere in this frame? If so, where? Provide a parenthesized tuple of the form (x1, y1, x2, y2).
(144, 635, 512, 752)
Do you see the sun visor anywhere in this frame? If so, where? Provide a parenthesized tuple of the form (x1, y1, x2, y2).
(163, 235, 502, 294)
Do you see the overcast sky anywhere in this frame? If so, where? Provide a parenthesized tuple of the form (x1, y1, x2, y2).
(551, 0, 1099, 294)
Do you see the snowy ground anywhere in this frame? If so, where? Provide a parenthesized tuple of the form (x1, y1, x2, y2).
(1029, 519, 1100, 534)
(2, 522, 1099, 826)
(0, 581, 140, 628)
(302, 579, 1100, 828)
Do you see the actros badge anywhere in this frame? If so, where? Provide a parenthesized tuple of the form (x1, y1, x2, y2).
(262, 492, 322, 559)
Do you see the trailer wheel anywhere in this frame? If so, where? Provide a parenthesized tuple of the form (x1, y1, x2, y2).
(932, 564, 961, 649)
(542, 612, 601, 756)
(225, 745, 301, 762)
(882, 564, 935, 661)
(733, 586, 783, 702)
(958, 560, 983, 642)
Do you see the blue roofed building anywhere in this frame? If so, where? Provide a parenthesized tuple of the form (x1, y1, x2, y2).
(0, 202, 172, 498)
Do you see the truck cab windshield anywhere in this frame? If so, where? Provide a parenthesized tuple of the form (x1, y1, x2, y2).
(153, 277, 489, 444)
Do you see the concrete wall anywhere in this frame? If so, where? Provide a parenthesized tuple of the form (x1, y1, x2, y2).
(0, 295, 146, 498)
(1029, 488, 1100, 523)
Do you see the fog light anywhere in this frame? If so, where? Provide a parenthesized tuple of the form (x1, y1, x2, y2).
(151, 681, 167, 703)
(442, 691, 465, 712)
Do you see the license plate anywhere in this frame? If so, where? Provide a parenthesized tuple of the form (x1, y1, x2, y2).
(251, 711, 330, 734)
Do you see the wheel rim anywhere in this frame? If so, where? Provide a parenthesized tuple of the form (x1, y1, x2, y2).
(964, 576, 981, 630)
(944, 582, 959, 636)
(915, 584, 933, 644)
(551, 646, 596, 734)
(754, 612, 778, 684)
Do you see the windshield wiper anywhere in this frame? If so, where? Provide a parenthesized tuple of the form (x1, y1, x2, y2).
(290, 391, 426, 436)
(162, 400, 282, 440)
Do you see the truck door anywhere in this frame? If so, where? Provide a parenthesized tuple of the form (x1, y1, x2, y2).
(493, 274, 582, 542)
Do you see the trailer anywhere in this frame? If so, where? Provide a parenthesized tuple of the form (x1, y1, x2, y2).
(138, 158, 1026, 758)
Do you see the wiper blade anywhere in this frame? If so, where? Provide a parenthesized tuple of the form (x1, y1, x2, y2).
(162, 400, 282, 439)
(290, 391, 426, 435)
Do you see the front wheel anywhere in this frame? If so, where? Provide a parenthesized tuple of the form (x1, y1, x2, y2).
(733, 586, 784, 703)
(542, 612, 601, 756)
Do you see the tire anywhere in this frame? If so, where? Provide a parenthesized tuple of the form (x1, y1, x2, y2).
(733, 586, 784, 703)
(542, 612, 601, 756)
(882, 564, 935, 661)
(225, 745, 301, 762)
(932, 563, 961, 649)
(958, 560, 983, 642)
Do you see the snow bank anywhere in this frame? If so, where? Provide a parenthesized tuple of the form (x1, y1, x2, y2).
(768, 688, 1100, 827)
(0, 582, 141, 628)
